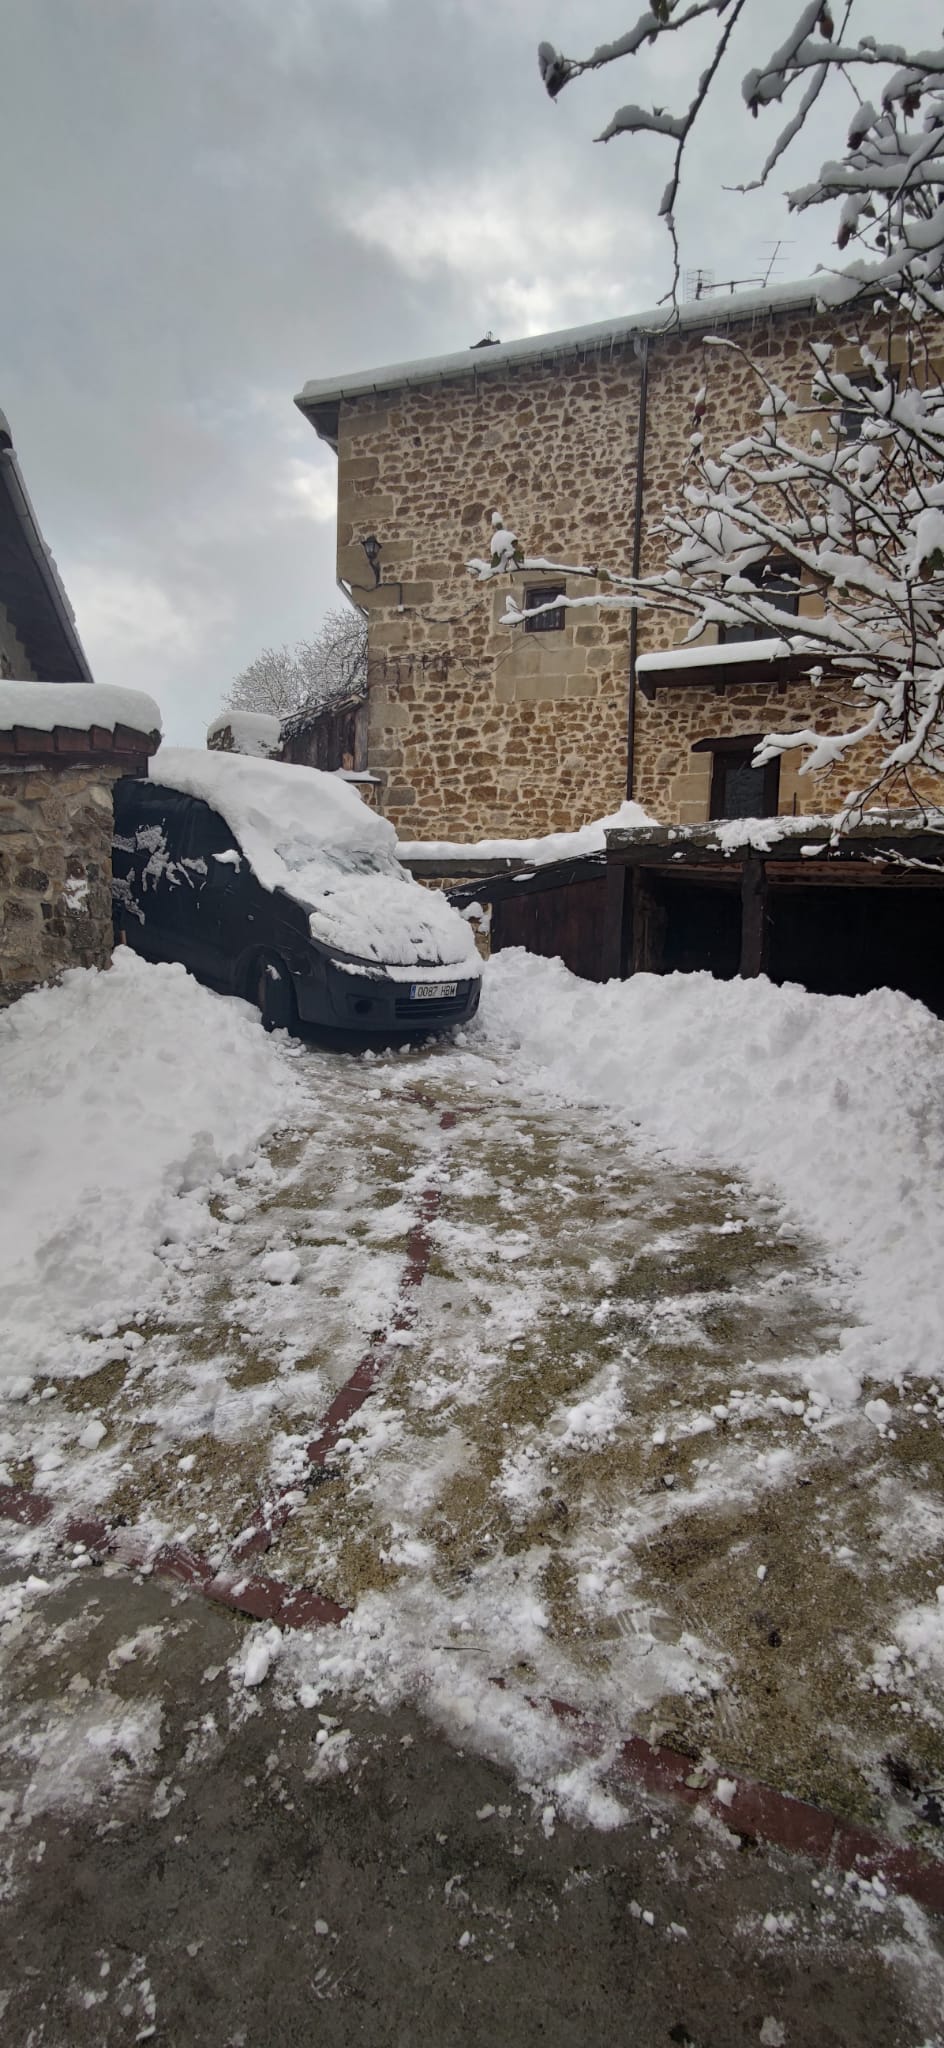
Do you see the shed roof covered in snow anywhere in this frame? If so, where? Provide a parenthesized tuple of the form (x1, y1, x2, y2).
(295, 278, 822, 450)
(0, 410, 93, 683)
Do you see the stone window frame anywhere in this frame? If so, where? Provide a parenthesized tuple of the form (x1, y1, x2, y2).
(692, 733, 781, 821)
(523, 585, 566, 634)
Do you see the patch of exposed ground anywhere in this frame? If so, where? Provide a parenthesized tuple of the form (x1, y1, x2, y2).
(275, 1076, 944, 1845)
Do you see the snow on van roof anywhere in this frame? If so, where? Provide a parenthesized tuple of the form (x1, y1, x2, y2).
(149, 747, 398, 895)
(148, 747, 479, 976)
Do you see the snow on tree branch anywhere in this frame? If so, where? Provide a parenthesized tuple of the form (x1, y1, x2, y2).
(537, 3, 944, 313)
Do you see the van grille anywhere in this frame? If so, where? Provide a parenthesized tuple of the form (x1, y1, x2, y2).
(393, 991, 470, 1023)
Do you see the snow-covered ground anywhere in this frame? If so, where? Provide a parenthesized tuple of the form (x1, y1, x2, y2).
(484, 952, 944, 1403)
(0, 950, 299, 1384)
(1, 947, 943, 1856)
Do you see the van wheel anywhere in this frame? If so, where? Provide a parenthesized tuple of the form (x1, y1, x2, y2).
(252, 952, 296, 1034)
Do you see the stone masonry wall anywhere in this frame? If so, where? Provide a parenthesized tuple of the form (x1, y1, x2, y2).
(334, 305, 944, 835)
(0, 600, 36, 681)
(0, 762, 121, 1005)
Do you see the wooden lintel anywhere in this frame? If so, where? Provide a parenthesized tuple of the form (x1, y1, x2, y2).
(607, 832, 944, 873)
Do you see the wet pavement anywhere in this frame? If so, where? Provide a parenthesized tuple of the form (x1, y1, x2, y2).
(1, 1570, 942, 2048)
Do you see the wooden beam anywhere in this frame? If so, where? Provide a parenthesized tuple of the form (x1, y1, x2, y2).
(632, 869, 666, 975)
(740, 856, 768, 977)
(602, 859, 629, 980)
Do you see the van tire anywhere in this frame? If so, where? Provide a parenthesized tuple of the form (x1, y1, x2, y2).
(252, 952, 296, 1034)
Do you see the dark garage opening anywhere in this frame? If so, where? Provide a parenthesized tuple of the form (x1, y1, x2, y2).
(767, 885, 944, 1011)
(660, 879, 741, 980)
(625, 868, 944, 1014)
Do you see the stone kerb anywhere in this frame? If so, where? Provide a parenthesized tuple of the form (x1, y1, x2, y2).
(0, 712, 161, 1007)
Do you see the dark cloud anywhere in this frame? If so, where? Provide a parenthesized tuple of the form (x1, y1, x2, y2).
(0, 0, 928, 739)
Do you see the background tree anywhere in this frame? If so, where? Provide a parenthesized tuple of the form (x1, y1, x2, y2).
(227, 606, 368, 723)
(472, 5, 944, 814)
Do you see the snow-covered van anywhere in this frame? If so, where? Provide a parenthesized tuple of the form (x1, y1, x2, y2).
(112, 750, 482, 1038)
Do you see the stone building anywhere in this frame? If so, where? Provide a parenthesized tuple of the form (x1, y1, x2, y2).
(0, 684, 162, 1007)
(295, 281, 935, 840)
(0, 410, 164, 1006)
(0, 409, 92, 685)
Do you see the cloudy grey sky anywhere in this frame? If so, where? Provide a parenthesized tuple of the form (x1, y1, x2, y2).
(2, 0, 927, 741)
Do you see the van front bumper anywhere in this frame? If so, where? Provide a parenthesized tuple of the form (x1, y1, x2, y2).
(301, 961, 481, 1036)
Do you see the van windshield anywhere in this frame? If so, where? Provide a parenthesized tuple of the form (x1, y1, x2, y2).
(271, 834, 406, 884)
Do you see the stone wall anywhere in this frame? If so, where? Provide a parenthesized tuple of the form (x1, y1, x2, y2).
(0, 761, 124, 1005)
(0, 600, 36, 681)
(333, 304, 944, 835)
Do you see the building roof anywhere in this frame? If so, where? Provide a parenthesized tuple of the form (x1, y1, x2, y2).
(295, 277, 822, 450)
(0, 409, 93, 682)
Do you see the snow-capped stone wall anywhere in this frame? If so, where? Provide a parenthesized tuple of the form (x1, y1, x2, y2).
(333, 305, 933, 837)
(0, 687, 161, 1005)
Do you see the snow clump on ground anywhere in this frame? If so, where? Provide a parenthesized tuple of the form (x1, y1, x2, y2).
(0, 950, 298, 1383)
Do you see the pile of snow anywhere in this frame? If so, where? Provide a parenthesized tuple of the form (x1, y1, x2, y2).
(481, 952, 944, 1402)
(206, 710, 282, 758)
(150, 748, 479, 976)
(0, 951, 298, 1382)
(0, 681, 162, 736)
(396, 799, 656, 867)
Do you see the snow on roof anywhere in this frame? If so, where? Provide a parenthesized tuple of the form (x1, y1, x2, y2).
(636, 636, 800, 674)
(396, 800, 657, 869)
(206, 709, 282, 757)
(0, 681, 162, 736)
(296, 278, 822, 420)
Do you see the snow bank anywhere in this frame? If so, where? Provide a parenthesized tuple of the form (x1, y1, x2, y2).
(0, 681, 162, 736)
(151, 748, 479, 975)
(0, 951, 298, 1382)
(396, 799, 656, 868)
(481, 953, 944, 1402)
(206, 710, 281, 758)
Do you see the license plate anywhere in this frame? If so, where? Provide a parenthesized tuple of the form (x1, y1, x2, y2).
(410, 981, 457, 1000)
